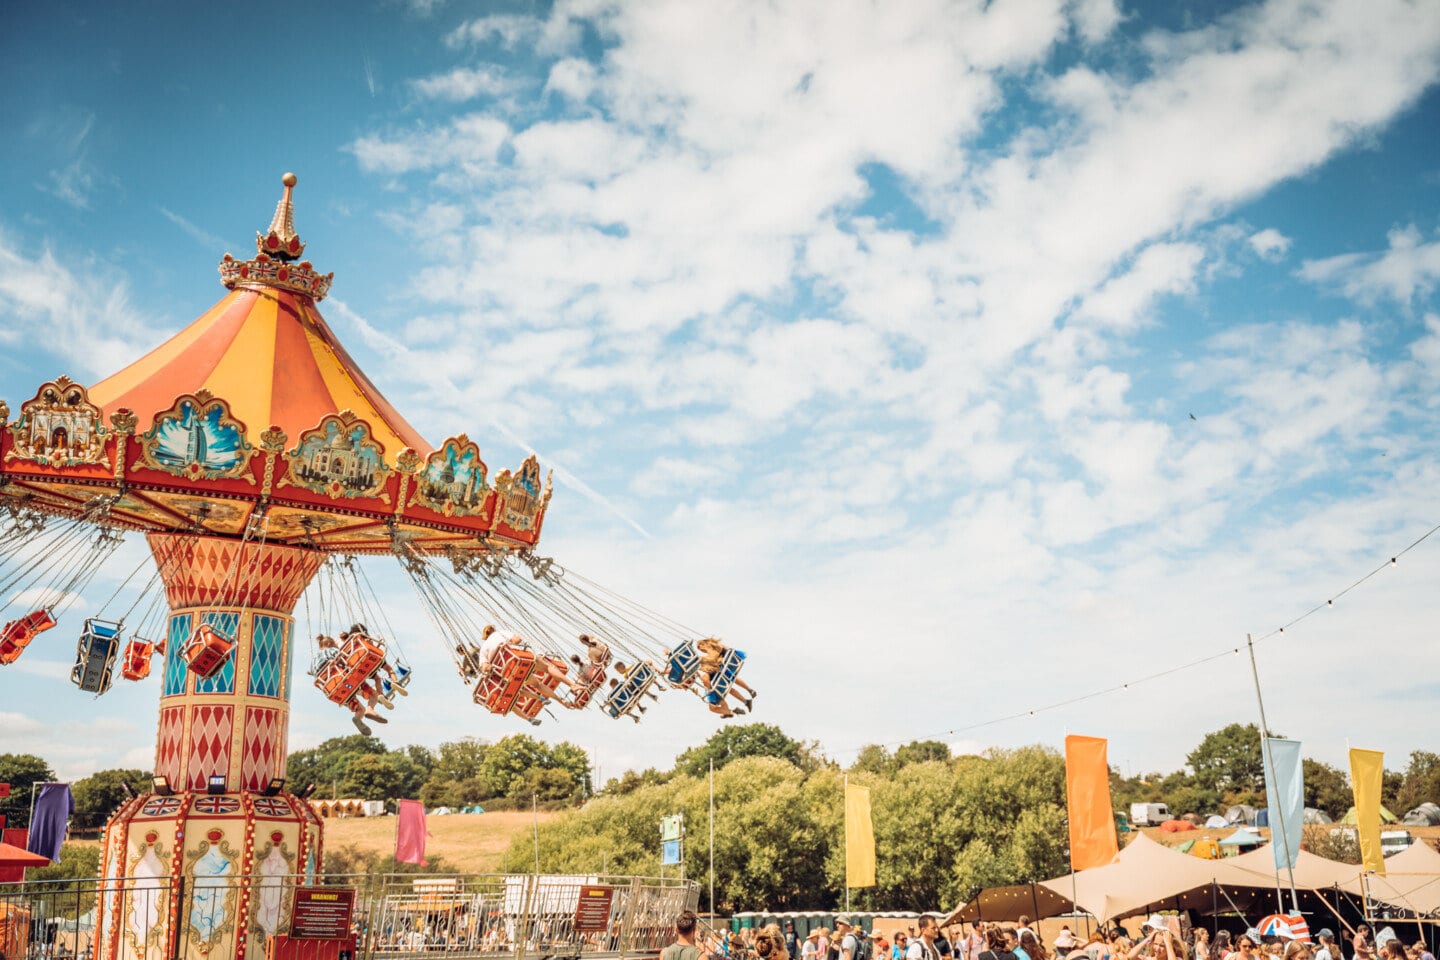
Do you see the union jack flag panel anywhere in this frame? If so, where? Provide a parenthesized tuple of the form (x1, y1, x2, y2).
(191, 796, 241, 815)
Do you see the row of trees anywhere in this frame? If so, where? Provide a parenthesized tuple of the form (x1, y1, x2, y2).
(0, 732, 592, 829)
(1109, 722, 1440, 819)
(498, 722, 1440, 913)
(282, 733, 593, 809)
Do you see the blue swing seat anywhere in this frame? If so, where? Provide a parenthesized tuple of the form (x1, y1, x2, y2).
(601, 662, 658, 719)
(705, 648, 746, 699)
(72, 618, 122, 695)
(663, 640, 702, 686)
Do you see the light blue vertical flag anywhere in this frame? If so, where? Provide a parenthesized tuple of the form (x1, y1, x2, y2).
(1263, 737, 1304, 871)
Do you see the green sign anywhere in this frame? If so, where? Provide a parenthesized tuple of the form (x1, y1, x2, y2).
(661, 813, 683, 842)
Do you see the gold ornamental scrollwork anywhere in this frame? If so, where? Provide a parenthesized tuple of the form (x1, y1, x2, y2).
(5, 376, 109, 468)
(278, 410, 392, 503)
(134, 393, 257, 483)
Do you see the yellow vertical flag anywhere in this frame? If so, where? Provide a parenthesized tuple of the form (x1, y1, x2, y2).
(1065, 735, 1120, 870)
(1349, 748, 1386, 875)
(845, 781, 876, 889)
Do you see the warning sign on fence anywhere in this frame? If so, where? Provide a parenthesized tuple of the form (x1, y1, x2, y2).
(574, 885, 615, 933)
(289, 888, 356, 940)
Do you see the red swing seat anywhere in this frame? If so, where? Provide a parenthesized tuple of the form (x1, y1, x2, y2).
(184, 622, 236, 678)
(472, 644, 535, 714)
(514, 654, 569, 719)
(121, 638, 165, 681)
(0, 609, 56, 664)
(315, 634, 386, 705)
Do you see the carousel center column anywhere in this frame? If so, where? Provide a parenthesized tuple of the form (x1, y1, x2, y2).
(147, 533, 326, 791)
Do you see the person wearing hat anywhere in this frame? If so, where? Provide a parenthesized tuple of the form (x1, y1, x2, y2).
(1314, 931, 1337, 960)
(836, 918, 859, 960)
(804, 930, 824, 960)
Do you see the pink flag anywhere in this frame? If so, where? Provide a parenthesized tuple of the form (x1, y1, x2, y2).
(395, 799, 429, 866)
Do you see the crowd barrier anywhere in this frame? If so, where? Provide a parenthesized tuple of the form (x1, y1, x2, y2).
(0, 872, 700, 960)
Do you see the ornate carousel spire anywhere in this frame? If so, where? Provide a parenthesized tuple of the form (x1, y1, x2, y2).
(258, 171, 304, 260)
(218, 171, 334, 300)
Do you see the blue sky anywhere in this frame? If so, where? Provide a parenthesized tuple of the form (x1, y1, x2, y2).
(3, 0, 1440, 786)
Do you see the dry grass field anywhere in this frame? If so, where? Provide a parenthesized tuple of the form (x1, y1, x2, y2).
(321, 810, 561, 874)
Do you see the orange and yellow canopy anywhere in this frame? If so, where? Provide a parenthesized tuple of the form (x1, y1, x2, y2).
(89, 286, 430, 458)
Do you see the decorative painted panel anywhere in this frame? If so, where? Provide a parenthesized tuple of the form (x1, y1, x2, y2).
(248, 614, 284, 698)
(163, 614, 192, 696)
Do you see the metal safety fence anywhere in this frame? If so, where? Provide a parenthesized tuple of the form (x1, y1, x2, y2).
(0, 872, 699, 960)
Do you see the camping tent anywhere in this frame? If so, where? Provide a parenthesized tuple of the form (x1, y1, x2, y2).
(1401, 803, 1440, 826)
(1226, 805, 1258, 826)
(1340, 805, 1397, 825)
(1219, 829, 1264, 848)
(1205, 815, 1229, 829)
(1303, 808, 1333, 824)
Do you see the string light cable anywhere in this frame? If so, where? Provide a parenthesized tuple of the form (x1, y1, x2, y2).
(839, 516, 1440, 754)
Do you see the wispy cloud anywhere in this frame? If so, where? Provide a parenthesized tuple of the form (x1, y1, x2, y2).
(1300, 224, 1440, 305)
(159, 207, 228, 251)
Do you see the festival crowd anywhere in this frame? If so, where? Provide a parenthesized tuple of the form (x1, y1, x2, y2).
(662, 912, 1437, 960)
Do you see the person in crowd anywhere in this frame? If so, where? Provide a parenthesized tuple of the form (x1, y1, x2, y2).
(907, 918, 944, 960)
(803, 930, 823, 960)
(937, 925, 953, 958)
(1055, 930, 1081, 956)
(1009, 930, 1029, 960)
(1193, 929, 1211, 960)
(894, 932, 909, 960)
(1016, 919, 1034, 941)
(1081, 932, 1110, 960)
(835, 918, 859, 960)
(875, 935, 891, 960)
(1284, 943, 1315, 960)
(977, 926, 1018, 960)
(1020, 932, 1048, 960)
(662, 910, 701, 960)
(965, 925, 988, 960)
(785, 921, 801, 960)
(757, 925, 787, 960)
(1212, 932, 1233, 960)
(1413, 942, 1434, 960)
(1312, 932, 1337, 960)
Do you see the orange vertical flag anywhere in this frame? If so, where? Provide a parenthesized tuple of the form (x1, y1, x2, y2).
(1066, 735, 1120, 870)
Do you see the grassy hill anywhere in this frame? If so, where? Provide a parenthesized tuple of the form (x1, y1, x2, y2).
(323, 811, 559, 874)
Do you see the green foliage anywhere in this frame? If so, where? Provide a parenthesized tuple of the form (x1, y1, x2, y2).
(674, 724, 805, 777)
(341, 753, 427, 804)
(506, 743, 1069, 913)
(894, 741, 950, 767)
(71, 768, 149, 830)
(30, 842, 100, 882)
(320, 843, 451, 879)
(1302, 825, 1360, 864)
(286, 735, 387, 795)
(1186, 723, 1268, 797)
(1303, 759, 1350, 819)
(1396, 751, 1440, 811)
(851, 745, 893, 776)
(476, 735, 590, 801)
(0, 753, 55, 828)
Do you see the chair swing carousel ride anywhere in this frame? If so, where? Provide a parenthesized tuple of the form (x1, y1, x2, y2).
(0, 173, 758, 734)
(0, 173, 759, 960)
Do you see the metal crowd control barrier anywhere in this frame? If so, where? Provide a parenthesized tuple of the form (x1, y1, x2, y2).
(0, 872, 699, 960)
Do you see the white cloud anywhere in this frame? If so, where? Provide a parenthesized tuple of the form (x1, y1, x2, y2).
(1300, 224, 1440, 304)
(1249, 227, 1292, 261)
(0, 228, 163, 376)
(410, 65, 514, 102)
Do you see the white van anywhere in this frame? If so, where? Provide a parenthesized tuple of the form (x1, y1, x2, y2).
(1130, 802, 1171, 826)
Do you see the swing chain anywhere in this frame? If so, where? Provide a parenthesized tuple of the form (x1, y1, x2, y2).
(521, 552, 563, 585)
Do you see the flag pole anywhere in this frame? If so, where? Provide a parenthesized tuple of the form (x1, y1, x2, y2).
(709, 758, 716, 919)
(1247, 633, 1300, 912)
(844, 772, 850, 914)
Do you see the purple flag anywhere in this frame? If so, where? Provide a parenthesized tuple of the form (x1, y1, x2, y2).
(26, 783, 72, 863)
